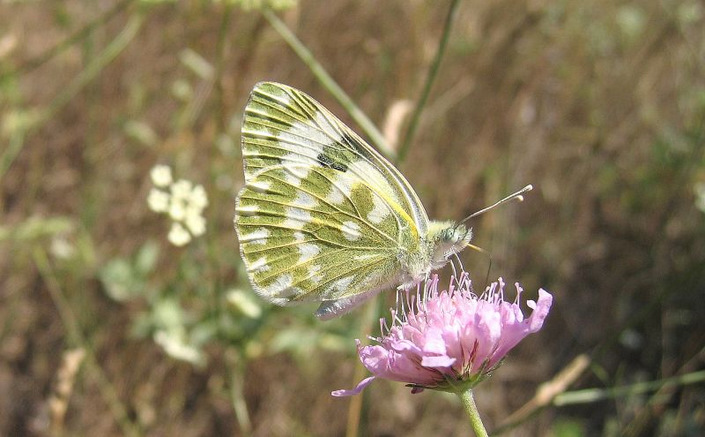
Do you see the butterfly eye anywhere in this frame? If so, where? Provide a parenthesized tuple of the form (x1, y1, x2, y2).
(448, 225, 467, 242)
(437, 226, 461, 243)
(439, 228, 453, 241)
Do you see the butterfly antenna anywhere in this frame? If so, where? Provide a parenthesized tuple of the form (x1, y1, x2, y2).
(455, 185, 531, 288)
(458, 184, 533, 226)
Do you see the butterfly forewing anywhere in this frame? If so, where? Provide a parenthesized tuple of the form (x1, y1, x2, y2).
(237, 163, 406, 304)
(241, 82, 429, 232)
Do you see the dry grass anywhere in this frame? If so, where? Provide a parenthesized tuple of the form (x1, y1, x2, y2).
(1, 0, 704, 436)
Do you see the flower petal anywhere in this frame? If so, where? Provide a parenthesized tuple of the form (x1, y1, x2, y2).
(331, 376, 376, 397)
(421, 355, 455, 367)
(527, 289, 553, 332)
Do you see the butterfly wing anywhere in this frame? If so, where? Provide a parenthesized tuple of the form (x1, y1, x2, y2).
(240, 82, 429, 233)
(237, 164, 409, 319)
(235, 82, 429, 318)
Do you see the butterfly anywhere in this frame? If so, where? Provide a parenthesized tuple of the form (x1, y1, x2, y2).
(234, 82, 530, 320)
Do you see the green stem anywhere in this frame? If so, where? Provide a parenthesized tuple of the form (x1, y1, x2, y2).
(459, 389, 489, 437)
(554, 369, 705, 406)
(0, 12, 144, 182)
(397, 0, 461, 163)
(33, 247, 142, 437)
(42, 13, 145, 125)
(261, 9, 392, 158)
(8, 0, 132, 76)
(226, 350, 252, 436)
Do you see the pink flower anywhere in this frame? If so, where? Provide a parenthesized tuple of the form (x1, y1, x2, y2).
(332, 273, 553, 396)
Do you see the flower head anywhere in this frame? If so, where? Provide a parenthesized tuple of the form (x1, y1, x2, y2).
(150, 164, 173, 187)
(147, 164, 208, 246)
(332, 273, 553, 396)
(168, 222, 192, 247)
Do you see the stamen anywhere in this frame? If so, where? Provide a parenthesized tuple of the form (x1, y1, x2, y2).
(380, 317, 387, 336)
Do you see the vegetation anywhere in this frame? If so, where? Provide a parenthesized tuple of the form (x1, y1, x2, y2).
(1, 0, 704, 435)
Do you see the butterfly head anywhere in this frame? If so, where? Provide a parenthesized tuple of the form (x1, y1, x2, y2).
(427, 220, 473, 269)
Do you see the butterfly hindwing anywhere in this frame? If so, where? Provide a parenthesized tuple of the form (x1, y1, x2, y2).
(236, 164, 405, 306)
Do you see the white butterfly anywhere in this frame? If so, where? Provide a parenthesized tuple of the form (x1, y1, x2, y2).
(234, 82, 530, 319)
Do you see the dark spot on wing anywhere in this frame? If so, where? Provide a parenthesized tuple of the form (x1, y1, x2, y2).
(317, 153, 348, 172)
(317, 132, 376, 173)
(340, 133, 373, 160)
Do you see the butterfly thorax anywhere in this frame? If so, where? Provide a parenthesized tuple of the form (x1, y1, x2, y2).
(397, 220, 472, 289)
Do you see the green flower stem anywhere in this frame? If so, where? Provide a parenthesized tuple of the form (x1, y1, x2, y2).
(0, 11, 144, 181)
(261, 8, 392, 159)
(33, 247, 141, 437)
(459, 389, 488, 437)
(226, 350, 252, 436)
(398, 0, 461, 163)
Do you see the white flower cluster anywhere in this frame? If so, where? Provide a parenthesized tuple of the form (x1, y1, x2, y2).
(147, 165, 208, 246)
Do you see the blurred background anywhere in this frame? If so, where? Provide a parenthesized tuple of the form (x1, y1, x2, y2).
(1, 0, 704, 435)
